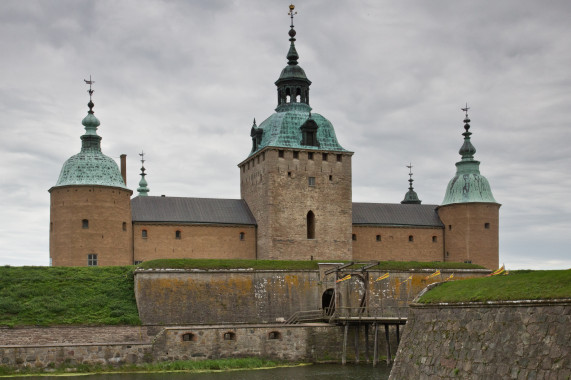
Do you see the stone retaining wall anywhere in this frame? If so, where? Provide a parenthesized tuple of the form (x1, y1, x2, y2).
(389, 299, 571, 379)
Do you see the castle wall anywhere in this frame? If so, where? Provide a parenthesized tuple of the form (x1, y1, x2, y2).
(49, 186, 133, 266)
(240, 148, 353, 261)
(438, 202, 500, 269)
(389, 300, 571, 379)
(134, 268, 490, 325)
(352, 226, 444, 262)
(132, 223, 256, 262)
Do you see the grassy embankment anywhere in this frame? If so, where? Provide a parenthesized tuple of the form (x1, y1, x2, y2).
(0, 259, 483, 327)
(138, 258, 484, 271)
(0, 266, 140, 327)
(418, 269, 571, 303)
(0, 357, 293, 376)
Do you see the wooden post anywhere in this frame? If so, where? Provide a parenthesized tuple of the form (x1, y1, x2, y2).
(342, 323, 348, 365)
(354, 324, 360, 364)
(385, 324, 391, 364)
(396, 324, 400, 344)
(373, 323, 379, 367)
(365, 323, 370, 363)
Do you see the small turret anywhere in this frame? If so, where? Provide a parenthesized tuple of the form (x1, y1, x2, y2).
(401, 163, 421, 204)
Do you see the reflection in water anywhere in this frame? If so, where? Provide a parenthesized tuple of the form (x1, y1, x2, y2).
(20, 364, 391, 380)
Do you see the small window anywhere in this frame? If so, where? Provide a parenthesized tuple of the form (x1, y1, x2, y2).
(134, 260, 143, 265)
(376, 235, 381, 242)
(329, 175, 333, 181)
(307, 211, 315, 239)
(322, 153, 328, 161)
(308, 152, 314, 160)
(293, 151, 299, 159)
(484, 223, 490, 229)
(223, 332, 236, 341)
(409, 235, 414, 242)
(288, 171, 292, 178)
(446, 252, 450, 257)
(182, 333, 196, 342)
(268, 331, 282, 340)
(82, 219, 89, 229)
(308, 177, 316, 186)
(278, 150, 284, 158)
(352, 234, 357, 241)
(448, 225, 452, 231)
(142, 229, 148, 238)
(122, 222, 127, 231)
(464, 260, 472, 264)
(337, 154, 342, 162)
(432, 236, 437, 243)
(87, 254, 98, 266)
(175, 230, 181, 239)
(239, 232, 245, 241)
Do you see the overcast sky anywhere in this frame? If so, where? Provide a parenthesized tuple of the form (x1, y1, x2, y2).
(1, 0, 570, 269)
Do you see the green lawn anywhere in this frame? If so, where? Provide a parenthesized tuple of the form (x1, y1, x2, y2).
(137, 258, 484, 271)
(418, 269, 571, 303)
(0, 266, 140, 327)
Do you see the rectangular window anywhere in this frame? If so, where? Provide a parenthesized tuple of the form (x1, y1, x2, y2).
(82, 219, 89, 229)
(308, 177, 316, 186)
(134, 260, 143, 265)
(87, 254, 98, 266)
(142, 229, 148, 238)
(278, 150, 284, 158)
(484, 223, 490, 229)
(293, 151, 299, 159)
(352, 234, 357, 241)
(376, 235, 381, 242)
(122, 222, 127, 231)
(322, 153, 328, 161)
(408, 235, 414, 242)
(175, 230, 181, 239)
(308, 152, 314, 160)
(337, 154, 342, 162)
(432, 236, 437, 243)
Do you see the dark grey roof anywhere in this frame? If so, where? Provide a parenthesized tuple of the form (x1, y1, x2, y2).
(131, 196, 256, 225)
(352, 203, 443, 227)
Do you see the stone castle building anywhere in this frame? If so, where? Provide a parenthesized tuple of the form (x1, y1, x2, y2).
(49, 6, 500, 269)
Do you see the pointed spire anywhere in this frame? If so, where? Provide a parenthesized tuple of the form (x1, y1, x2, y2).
(401, 163, 421, 204)
(287, 4, 299, 65)
(137, 150, 150, 196)
(80, 76, 102, 151)
(459, 103, 477, 161)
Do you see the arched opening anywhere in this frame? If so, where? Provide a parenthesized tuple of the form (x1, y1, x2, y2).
(322, 288, 335, 316)
(223, 331, 236, 341)
(182, 333, 196, 342)
(307, 211, 315, 239)
(268, 331, 282, 340)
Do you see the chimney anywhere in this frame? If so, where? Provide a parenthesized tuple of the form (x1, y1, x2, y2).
(120, 154, 127, 185)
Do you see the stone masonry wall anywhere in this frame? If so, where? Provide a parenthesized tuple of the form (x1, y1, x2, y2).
(389, 300, 571, 380)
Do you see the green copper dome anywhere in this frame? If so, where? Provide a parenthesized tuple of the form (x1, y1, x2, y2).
(442, 113, 496, 205)
(53, 103, 128, 190)
(249, 5, 347, 155)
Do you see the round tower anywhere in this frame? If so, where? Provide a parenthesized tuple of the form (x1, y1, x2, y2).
(49, 81, 133, 266)
(437, 107, 500, 269)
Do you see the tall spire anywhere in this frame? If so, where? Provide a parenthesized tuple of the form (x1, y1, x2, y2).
(401, 163, 421, 204)
(287, 4, 299, 65)
(80, 76, 102, 152)
(459, 103, 477, 161)
(137, 150, 150, 196)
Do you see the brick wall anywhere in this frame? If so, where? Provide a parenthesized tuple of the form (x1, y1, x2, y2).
(352, 226, 444, 262)
(438, 203, 500, 269)
(49, 185, 133, 266)
(240, 148, 353, 261)
(132, 224, 256, 262)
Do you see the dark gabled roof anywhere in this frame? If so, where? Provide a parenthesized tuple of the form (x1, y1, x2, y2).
(131, 196, 256, 225)
(352, 203, 443, 227)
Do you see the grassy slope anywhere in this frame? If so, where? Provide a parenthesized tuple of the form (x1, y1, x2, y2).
(0, 266, 140, 327)
(418, 269, 571, 303)
(138, 258, 484, 271)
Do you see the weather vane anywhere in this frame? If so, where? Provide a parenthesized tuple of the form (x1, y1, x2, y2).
(139, 150, 145, 165)
(461, 102, 470, 117)
(84, 75, 95, 101)
(288, 4, 297, 26)
(406, 163, 413, 179)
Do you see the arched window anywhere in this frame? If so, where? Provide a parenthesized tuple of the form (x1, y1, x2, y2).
(223, 332, 236, 341)
(239, 232, 245, 241)
(307, 211, 315, 239)
(82, 219, 89, 229)
(268, 331, 282, 340)
(182, 333, 196, 342)
(409, 235, 414, 242)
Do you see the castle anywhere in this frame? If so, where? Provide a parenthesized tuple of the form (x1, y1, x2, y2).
(49, 5, 500, 270)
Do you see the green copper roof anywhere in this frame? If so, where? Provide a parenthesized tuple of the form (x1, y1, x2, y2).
(248, 5, 347, 155)
(442, 112, 496, 206)
(251, 103, 348, 155)
(53, 103, 128, 190)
